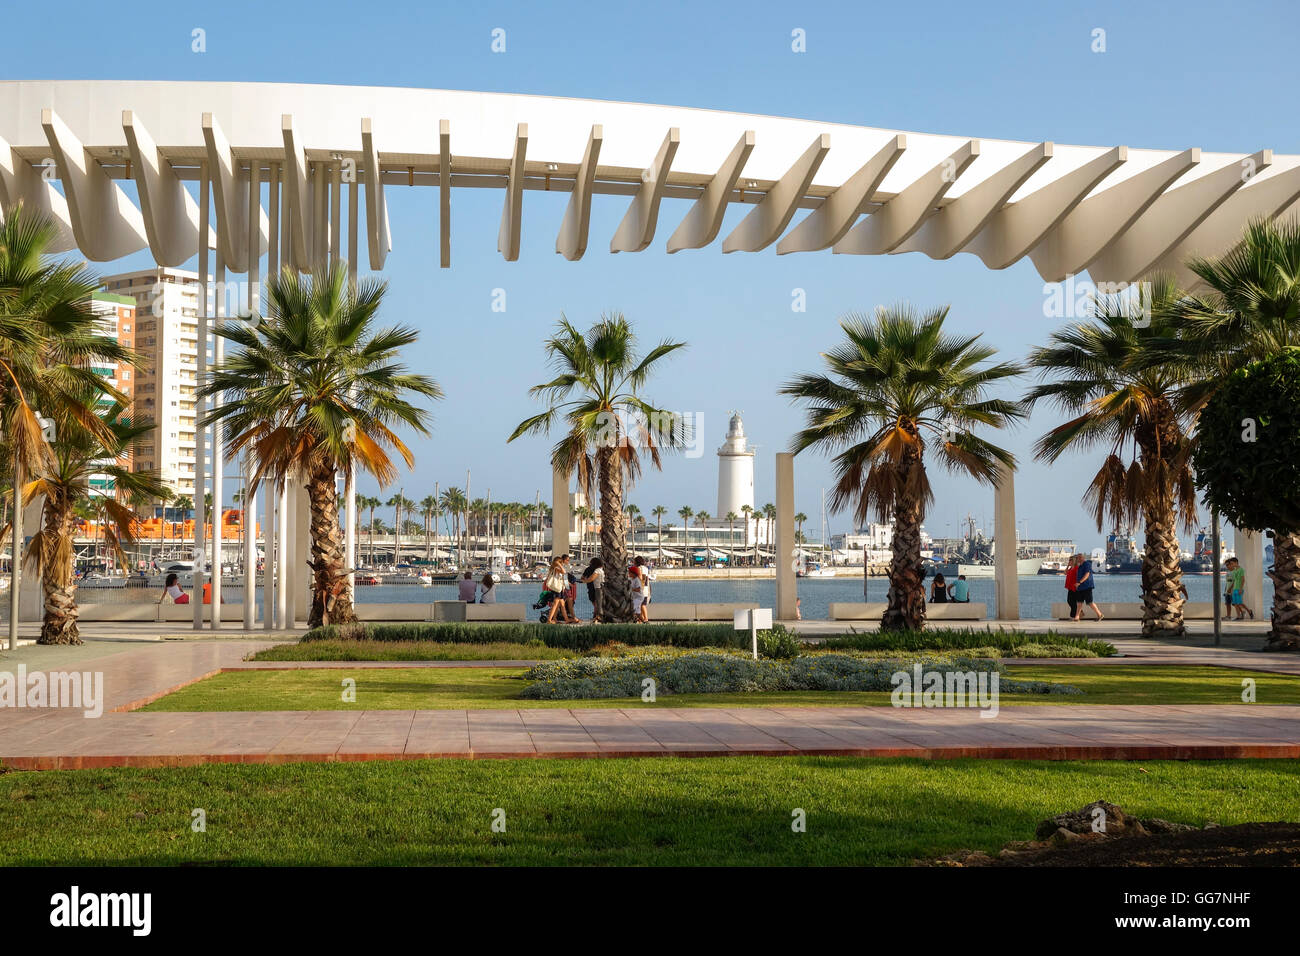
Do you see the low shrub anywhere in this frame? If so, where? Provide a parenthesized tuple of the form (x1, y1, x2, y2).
(519, 652, 1082, 700)
(820, 628, 1115, 658)
(249, 640, 577, 662)
(301, 621, 804, 657)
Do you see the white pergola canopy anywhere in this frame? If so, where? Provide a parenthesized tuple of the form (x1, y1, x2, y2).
(1, 80, 1295, 283)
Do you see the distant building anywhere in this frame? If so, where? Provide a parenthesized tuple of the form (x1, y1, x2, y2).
(86, 291, 136, 496)
(100, 268, 204, 502)
(716, 411, 754, 518)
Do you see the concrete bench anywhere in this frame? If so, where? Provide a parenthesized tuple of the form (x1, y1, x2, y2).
(157, 602, 245, 622)
(466, 603, 526, 622)
(1050, 601, 1216, 620)
(828, 601, 987, 621)
(641, 602, 759, 622)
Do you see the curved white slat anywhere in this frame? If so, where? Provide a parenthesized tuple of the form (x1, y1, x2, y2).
(41, 108, 147, 261)
(724, 134, 830, 253)
(123, 111, 202, 267)
(1089, 150, 1272, 283)
(201, 113, 250, 271)
(497, 123, 528, 261)
(612, 128, 679, 253)
(895, 141, 1051, 260)
(360, 117, 389, 271)
(1152, 161, 1300, 285)
(0, 133, 77, 250)
(834, 140, 979, 255)
(280, 114, 313, 272)
(777, 134, 905, 254)
(556, 124, 602, 260)
(1029, 148, 1200, 282)
(964, 147, 1126, 270)
(668, 130, 754, 253)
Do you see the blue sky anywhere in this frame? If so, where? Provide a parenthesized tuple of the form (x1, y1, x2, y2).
(4, 0, 1296, 549)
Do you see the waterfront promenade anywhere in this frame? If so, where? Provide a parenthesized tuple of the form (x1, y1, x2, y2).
(2, 632, 1297, 770)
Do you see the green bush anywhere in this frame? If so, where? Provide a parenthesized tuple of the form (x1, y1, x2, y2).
(819, 628, 1115, 657)
(1193, 347, 1300, 533)
(301, 621, 799, 654)
(519, 652, 1082, 700)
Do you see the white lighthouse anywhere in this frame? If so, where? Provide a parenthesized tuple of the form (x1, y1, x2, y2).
(716, 411, 755, 517)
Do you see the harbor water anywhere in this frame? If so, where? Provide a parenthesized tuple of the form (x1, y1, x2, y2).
(59, 573, 1276, 622)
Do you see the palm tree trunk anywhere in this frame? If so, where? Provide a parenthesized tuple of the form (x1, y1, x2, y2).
(882, 461, 926, 631)
(597, 447, 632, 621)
(1267, 531, 1300, 650)
(1140, 489, 1186, 637)
(307, 465, 356, 628)
(37, 497, 81, 645)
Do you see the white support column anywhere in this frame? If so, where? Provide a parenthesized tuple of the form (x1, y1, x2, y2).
(210, 251, 225, 627)
(17, 494, 43, 624)
(276, 480, 290, 630)
(243, 160, 259, 629)
(345, 178, 358, 593)
(194, 164, 209, 630)
(551, 468, 569, 558)
(263, 481, 277, 630)
(263, 162, 279, 630)
(1235, 528, 1264, 620)
(994, 465, 1020, 621)
(296, 482, 311, 624)
(774, 453, 797, 621)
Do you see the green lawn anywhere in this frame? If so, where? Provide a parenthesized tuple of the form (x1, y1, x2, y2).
(141, 664, 1300, 711)
(2, 758, 1295, 866)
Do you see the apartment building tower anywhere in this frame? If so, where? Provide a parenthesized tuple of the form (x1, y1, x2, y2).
(99, 268, 203, 501)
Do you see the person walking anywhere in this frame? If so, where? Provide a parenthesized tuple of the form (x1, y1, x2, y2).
(1063, 554, 1081, 620)
(478, 572, 497, 604)
(1072, 553, 1104, 621)
(629, 563, 647, 622)
(581, 557, 605, 623)
(542, 558, 572, 624)
(1225, 557, 1252, 620)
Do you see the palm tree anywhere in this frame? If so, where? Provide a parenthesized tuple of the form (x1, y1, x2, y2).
(795, 512, 808, 543)
(172, 495, 192, 554)
(1024, 278, 1197, 637)
(419, 494, 438, 561)
(26, 404, 167, 643)
(677, 506, 693, 562)
(1177, 216, 1300, 646)
(696, 510, 711, 566)
(763, 503, 777, 561)
(387, 491, 414, 565)
(651, 505, 667, 566)
(725, 511, 738, 568)
(740, 503, 753, 564)
(0, 206, 135, 634)
(440, 487, 467, 564)
(782, 304, 1023, 630)
(360, 495, 380, 566)
(201, 264, 442, 628)
(509, 313, 687, 621)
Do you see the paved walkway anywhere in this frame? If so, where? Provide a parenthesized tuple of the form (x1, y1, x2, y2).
(1, 638, 1298, 769)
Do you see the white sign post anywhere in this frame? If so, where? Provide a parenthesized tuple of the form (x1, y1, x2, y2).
(734, 607, 773, 659)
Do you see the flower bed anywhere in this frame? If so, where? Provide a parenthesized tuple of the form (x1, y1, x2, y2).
(518, 652, 1082, 700)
